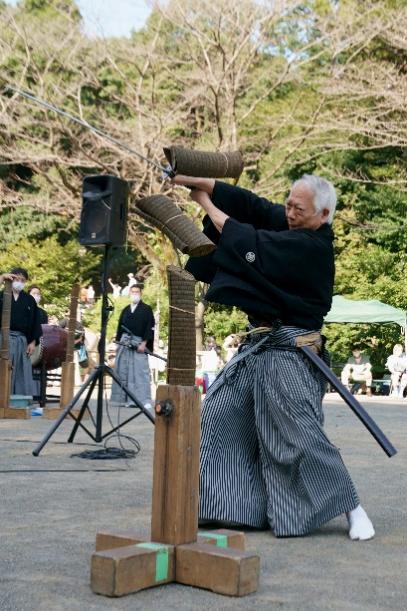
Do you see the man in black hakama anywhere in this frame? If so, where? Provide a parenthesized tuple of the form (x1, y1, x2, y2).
(111, 284, 155, 409)
(0, 268, 42, 395)
(172, 174, 375, 541)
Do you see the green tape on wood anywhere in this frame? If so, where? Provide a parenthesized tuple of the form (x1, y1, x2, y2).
(199, 532, 228, 547)
(136, 542, 169, 581)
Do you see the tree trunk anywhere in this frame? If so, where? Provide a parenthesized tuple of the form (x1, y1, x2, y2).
(195, 299, 206, 352)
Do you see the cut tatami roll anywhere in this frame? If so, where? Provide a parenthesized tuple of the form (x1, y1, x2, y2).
(166, 265, 196, 387)
(136, 194, 216, 257)
(163, 146, 244, 179)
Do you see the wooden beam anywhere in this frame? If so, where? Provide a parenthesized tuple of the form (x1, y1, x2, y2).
(176, 542, 260, 596)
(0, 279, 12, 416)
(2, 407, 31, 419)
(197, 529, 245, 551)
(95, 528, 245, 553)
(60, 284, 80, 408)
(91, 543, 175, 597)
(151, 384, 201, 545)
(95, 530, 146, 552)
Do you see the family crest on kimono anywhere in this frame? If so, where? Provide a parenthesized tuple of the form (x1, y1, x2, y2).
(171, 172, 375, 541)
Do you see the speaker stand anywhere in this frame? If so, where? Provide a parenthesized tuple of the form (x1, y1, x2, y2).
(33, 244, 154, 457)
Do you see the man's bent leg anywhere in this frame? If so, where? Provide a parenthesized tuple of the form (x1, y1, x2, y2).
(199, 357, 268, 528)
(253, 348, 360, 537)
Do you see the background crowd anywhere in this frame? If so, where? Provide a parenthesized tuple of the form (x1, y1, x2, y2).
(1, 267, 406, 406)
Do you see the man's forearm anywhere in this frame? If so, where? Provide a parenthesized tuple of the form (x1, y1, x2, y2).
(203, 202, 229, 232)
(172, 175, 215, 194)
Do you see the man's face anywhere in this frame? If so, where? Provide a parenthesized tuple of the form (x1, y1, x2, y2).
(30, 288, 41, 300)
(130, 287, 141, 301)
(394, 345, 403, 357)
(352, 349, 361, 359)
(285, 182, 329, 230)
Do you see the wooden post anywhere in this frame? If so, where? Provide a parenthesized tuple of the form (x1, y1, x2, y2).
(0, 279, 12, 418)
(60, 283, 80, 408)
(151, 384, 201, 545)
(43, 283, 81, 419)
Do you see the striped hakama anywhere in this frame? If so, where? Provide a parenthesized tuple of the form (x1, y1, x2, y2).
(111, 334, 152, 406)
(199, 326, 359, 536)
(0, 331, 34, 396)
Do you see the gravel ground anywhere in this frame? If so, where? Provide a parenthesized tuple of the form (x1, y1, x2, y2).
(0, 394, 406, 611)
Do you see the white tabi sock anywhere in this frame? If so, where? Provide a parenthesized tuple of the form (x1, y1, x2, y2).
(347, 505, 375, 541)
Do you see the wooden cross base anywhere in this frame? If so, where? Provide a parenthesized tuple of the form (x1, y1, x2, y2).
(90, 384, 260, 599)
(91, 529, 259, 597)
(0, 406, 31, 419)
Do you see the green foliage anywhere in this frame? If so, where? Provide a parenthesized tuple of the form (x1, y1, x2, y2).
(204, 304, 248, 345)
(0, 236, 101, 308)
(0, 206, 75, 246)
(20, 0, 81, 20)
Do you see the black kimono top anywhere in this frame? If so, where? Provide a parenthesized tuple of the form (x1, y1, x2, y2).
(38, 307, 49, 325)
(186, 181, 335, 330)
(0, 290, 43, 344)
(116, 301, 155, 351)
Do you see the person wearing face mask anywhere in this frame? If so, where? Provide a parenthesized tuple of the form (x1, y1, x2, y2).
(111, 284, 155, 410)
(28, 286, 49, 324)
(0, 267, 42, 395)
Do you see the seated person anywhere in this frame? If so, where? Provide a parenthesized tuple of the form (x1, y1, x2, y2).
(386, 344, 407, 398)
(341, 346, 372, 396)
(222, 333, 241, 363)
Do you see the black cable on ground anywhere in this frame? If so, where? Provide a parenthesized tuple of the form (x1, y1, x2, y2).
(70, 447, 138, 460)
(70, 374, 141, 460)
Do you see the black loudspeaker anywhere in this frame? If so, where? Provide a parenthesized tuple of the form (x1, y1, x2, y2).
(79, 175, 128, 246)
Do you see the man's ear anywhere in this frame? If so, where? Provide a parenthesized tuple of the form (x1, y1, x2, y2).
(321, 208, 330, 221)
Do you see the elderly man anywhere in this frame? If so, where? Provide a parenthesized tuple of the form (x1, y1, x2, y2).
(0, 268, 42, 395)
(386, 344, 407, 398)
(172, 173, 374, 541)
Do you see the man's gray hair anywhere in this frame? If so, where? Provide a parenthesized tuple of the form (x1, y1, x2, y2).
(292, 174, 337, 224)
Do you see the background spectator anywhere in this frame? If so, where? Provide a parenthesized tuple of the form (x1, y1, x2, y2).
(341, 346, 373, 396)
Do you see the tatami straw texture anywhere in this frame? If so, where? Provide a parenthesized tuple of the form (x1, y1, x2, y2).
(167, 265, 196, 386)
(199, 326, 360, 536)
(137, 195, 215, 257)
(164, 146, 244, 178)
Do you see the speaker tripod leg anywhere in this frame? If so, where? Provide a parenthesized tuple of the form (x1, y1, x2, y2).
(67, 367, 100, 444)
(32, 368, 99, 456)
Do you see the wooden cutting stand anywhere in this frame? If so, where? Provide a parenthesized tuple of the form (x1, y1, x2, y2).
(90, 267, 260, 597)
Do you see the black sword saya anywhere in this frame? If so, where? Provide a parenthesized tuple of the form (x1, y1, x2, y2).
(300, 345, 397, 457)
